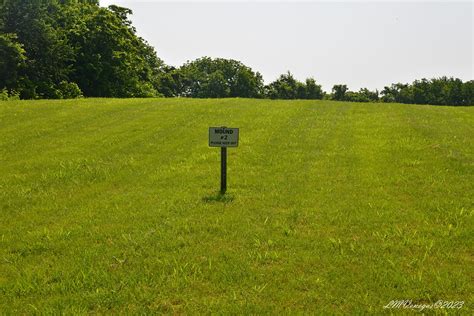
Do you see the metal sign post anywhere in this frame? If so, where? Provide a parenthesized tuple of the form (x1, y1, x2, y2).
(221, 147, 227, 194)
(209, 126, 239, 194)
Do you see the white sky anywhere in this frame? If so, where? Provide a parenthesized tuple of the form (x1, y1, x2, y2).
(100, 0, 473, 91)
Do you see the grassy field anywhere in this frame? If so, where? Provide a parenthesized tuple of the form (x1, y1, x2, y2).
(0, 98, 472, 313)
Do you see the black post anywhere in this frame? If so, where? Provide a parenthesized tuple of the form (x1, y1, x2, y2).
(220, 147, 227, 194)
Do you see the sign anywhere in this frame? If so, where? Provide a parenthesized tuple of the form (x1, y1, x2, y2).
(209, 127, 239, 147)
(209, 126, 239, 194)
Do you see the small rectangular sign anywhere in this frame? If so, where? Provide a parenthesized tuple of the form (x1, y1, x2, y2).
(209, 127, 239, 147)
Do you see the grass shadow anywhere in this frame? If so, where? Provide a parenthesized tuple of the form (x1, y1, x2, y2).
(202, 192, 234, 203)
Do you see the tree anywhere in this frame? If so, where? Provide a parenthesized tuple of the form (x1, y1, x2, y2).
(232, 67, 264, 98)
(265, 72, 299, 99)
(0, 0, 165, 98)
(305, 78, 324, 99)
(65, 4, 164, 97)
(0, 33, 26, 92)
(379, 78, 472, 106)
(381, 85, 397, 103)
(154, 65, 183, 97)
(200, 70, 228, 98)
(332, 84, 348, 101)
(264, 74, 325, 100)
(178, 57, 264, 98)
(462, 80, 474, 105)
(354, 88, 379, 102)
(1, 0, 75, 98)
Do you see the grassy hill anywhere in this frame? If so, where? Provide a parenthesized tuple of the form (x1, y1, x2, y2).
(0, 98, 472, 313)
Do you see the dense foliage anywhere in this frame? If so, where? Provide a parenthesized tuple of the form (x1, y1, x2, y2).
(0, 0, 472, 105)
(331, 85, 380, 103)
(176, 57, 265, 98)
(329, 78, 473, 106)
(265, 72, 324, 100)
(0, 0, 164, 99)
(380, 77, 473, 106)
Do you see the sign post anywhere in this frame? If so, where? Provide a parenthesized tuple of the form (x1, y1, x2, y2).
(221, 147, 227, 193)
(209, 126, 239, 194)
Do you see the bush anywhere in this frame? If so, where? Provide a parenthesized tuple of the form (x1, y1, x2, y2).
(57, 81, 83, 99)
(0, 88, 20, 101)
(0, 89, 8, 101)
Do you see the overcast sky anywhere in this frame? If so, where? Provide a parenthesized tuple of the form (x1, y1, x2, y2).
(100, 0, 473, 91)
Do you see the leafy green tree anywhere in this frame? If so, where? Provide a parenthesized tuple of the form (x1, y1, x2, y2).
(64, 4, 164, 97)
(296, 81, 306, 99)
(178, 57, 264, 98)
(265, 72, 299, 99)
(265, 74, 324, 100)
(380, 78, 471, 105)
(0, 33, 26, 92)
(345, 88, 378, 102)
(381, 83, 412, 104)
(0, 0, 165, 98)
(201, 70, 229, 98)
(1, 0, 74, 98)
(332, 84, 348, 101)
(232, 67, 265, 98)
(154, 65, 183, 97)
(305, 78, 324, 99)
(381, 85, 397, 103)
(462, 80, 474, 105)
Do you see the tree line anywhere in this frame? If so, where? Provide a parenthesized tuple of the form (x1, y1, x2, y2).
(0, 0, 472, 105)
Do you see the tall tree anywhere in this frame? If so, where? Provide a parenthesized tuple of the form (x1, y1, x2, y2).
(305, 78, 324, 99)
(0, 33, 26, 92)
(1, 0, 74, 98)
(0, 0, 166, 98)
(64, 3, 164, 97)
(178, 57, 264, 98)
(265, 72, 299, 99)
(332, 84, 348, 101)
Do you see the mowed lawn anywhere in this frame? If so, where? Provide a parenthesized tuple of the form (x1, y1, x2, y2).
(0, 98, 472, 313)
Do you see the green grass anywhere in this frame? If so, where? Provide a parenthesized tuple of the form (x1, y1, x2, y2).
(0, 98, 472, 313)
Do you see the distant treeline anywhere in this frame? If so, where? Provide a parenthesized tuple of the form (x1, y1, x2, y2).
(0, 0, 472, 105)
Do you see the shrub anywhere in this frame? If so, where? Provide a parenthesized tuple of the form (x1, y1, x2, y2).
(57, 81, 83, 99)
(0, 88, 20, 101)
